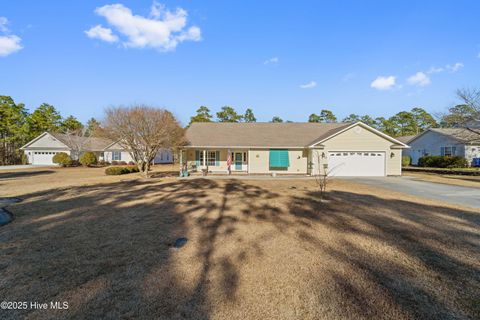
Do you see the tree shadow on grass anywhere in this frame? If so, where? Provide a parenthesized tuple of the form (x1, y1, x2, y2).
(0, 170, 54, 181)
(288, 190, 480, 319)
(1, 179, 479, 319)
(0, 178, 283, 319)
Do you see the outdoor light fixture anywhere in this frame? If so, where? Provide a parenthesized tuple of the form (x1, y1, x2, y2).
(321, 152, 326, 158)
(390, 152, 395, 158)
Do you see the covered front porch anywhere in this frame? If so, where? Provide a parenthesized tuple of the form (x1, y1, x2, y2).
(180, 148, 249, 174)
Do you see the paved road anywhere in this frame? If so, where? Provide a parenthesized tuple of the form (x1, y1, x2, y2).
(341, 176, 480, 209)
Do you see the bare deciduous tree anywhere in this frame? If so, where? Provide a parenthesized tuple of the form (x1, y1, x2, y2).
(456, 88, 480, 124)
(63, 127, 90, 160)
(312, 151, 331, 201)
(103, 105, 184, 178)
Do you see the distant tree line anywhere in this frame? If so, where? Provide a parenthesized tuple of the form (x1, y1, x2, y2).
(189, 89, 480, 136)
(2, 88, 479, 165)
(0, 95, 101, 165)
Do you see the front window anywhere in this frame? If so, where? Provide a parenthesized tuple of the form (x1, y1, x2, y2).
(113, 151, 121, 161)
(442, 147, 456, 157)
(207, 151, 216, 166)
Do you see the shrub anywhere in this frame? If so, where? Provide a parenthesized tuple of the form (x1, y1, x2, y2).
(128, 161, 135, 165)
(105, 165, 139, 175)
(418, 156, 468, 168)
(98, 160, 110, 166)
(21, 153, 28, 165)
(401, 155, 411, 167)
(118, 161, 127, 165)
(79, 151, 97, 167)
(52, 152, 72, 167)
(111, 160, 118, 165)
(70, 160, 80, 167)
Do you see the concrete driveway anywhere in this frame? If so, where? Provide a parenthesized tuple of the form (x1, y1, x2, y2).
(0, 165, 52, 170)
(340, 176, 480, 209)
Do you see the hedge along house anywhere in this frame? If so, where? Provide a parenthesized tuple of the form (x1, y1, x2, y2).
(21, 132, 173, 165)
(181, 122, 408, 176)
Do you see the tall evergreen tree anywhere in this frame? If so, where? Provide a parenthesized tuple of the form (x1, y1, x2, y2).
(271, 116, 283, 123)
(0, 96, 29, 164)
(189, 106, 213, 126)
(216, 106, 243, 122)
(243, 108, 256, 122)
(61, 115, 83, 132)
(85, 117, 102, 136)
(27, 103, 62, 137)
(309, 109, 337, 123)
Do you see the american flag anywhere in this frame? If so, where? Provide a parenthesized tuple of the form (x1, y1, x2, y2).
(226, 152, 232, 169)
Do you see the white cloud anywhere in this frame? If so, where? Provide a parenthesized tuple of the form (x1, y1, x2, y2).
(85, 25, 118, 43)
(150, 1, 163, 19)
(0, 17, 22, 57)
(264, 57, 279, 65)
(370, 76, 396, 90)
(342, 72, 355, 82)
(86, 3, 201, 51)
(0, 17, 8, 33)
(299, 81, 317, 89)
(0, 35, 22, 57)
(426, 66, 444, 74)
(407, 72, 431, 87)
(446, 62, 464, 73)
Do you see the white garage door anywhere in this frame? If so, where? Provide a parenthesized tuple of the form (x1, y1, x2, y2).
(32, 151, 57, 165)
(328, 152, 385, 177)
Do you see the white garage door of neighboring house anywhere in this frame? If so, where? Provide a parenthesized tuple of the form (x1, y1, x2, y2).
(328, 152, 385, 177)
(31, 151, 57, 165)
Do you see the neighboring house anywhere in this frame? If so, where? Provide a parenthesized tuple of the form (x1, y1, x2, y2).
(102, 141, 172, 164)
(400, 128, 480, 165)
(20, 132, 173, 165)
(180, 122, 408, 177)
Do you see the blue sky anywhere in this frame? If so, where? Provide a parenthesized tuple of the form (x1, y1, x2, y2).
(1, 0, 479, 125)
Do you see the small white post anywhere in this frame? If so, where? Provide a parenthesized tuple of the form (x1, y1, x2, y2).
(203, 149, 206, 167)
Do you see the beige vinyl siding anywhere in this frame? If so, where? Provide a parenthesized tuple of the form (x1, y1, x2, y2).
(25, 133, 69, 149)
(248, 149, 308, 174)
(319, 125, 402, 176)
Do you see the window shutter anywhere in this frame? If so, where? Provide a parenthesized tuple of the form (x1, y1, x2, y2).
(269, 149, 290, 168)
(440, 147, 445, 156)
(215, 151, 220, 166)
(195, 150, 200, 166)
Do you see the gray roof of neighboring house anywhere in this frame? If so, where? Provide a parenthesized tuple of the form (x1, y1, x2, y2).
(426, 128, 480, 144)
(185, 122, 354, 148)
(396, 135, 417, 144)
(49, 133, 113, 151)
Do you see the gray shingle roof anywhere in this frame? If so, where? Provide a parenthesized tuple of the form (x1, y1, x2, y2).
(185, 122, 352, 148)
(429, 128, 480, 144)
(50, 133, 113, 151)
(396, 135, 417, 144)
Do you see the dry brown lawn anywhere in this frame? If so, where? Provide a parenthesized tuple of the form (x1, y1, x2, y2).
(0, 166, 479, 319)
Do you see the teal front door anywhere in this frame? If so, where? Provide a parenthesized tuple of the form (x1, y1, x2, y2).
(235, 153, 243, 170)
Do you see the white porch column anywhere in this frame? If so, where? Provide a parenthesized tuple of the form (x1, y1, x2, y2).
(179, 149, 183, 175)
(203, 149, 206, 167)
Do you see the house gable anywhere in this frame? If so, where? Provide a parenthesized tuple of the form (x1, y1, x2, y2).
(408, 131, 466, 153)
(104, 141, 126, 150)
(21, 132, 70, 150)
(310, 122, 407, 149)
